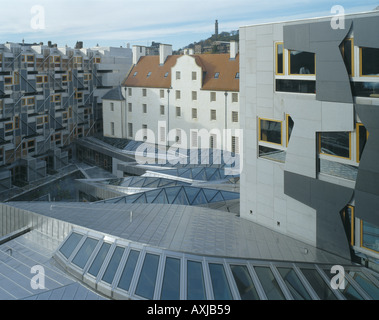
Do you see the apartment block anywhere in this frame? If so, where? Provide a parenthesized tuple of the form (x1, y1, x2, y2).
(0, 42, 132, 189)
(240, 11, 379, 267)
(103, 42, 240, 154)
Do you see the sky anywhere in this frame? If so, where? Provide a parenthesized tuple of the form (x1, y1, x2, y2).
(1, 0, 378, 50)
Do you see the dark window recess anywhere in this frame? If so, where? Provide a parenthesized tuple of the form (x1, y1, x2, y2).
(361, 47, 379, 76)
(289, 51, 315, 74)
(276, 79, 316, 94)
(320, 131, 350, 159)
(260, 119, 281, 145)
(351, 82, 379, 98)
(341, 39, 353, 76)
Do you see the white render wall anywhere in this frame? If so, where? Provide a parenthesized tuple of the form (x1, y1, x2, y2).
(103, 99, 125, 138)
(239, 22, 318, 246)
(120, 54, 240, 153)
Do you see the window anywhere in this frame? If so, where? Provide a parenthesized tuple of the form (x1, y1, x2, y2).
(235, 72, 240, 79)
(208, 263, 233, 300)
(102, 246, 125, 284)
(254, 266, 285, 300)
(71, 237, 99, 269)
(110, 122, 115, 136)
(341, 205, 354, 246)
(75, 91, 83, 99)
(187, 260, 206, 300)
(160, 90, 164, 98)
(356, 123, 368, 163)
(88, 242, 111, 277)
(147, 71, 152, 78)
(192, 72, 197, 80)
(160, 257, 181, 300)
(232, 111, 238, 123)
(289, 50, 316, 75)
(143, 104, 147, 113)
(176, 106, 181, 117)
(210, 92, 216, 102)
(175, 129, 181, 143)
(319, 131, 351, 160)
(133, 71, 137, 77)
(341, 38, 354, 77)
(232, 136, 239, 154)
(14, 116, 20, 130)
(110, 103, 114, 111)
(360, 47, 379, 77)
(135, 253, 160, 299)
(4, 122, 13, 132)
(232, 93, 238, 103)
(117, 250, 140, 292)
(277, 267, 312, 300)
(214, 72, 220, 79)
(210, 134, 217, 149)
(128, 103, 132, 112)
(142, 88, 147, 97)
(210, 109, 216, 121)
(142, 124, 147, 140)
(176, 90, 181, 100)
(128, 123, 133, 138)
(128, 88, 132, 96)
(286, 114, 294, 147)
(191, 131, 198, 148)
(192, 91, 197, 101)
(276, 42, 284, 75)
(164, 72, 169, 78)
(4, 76, 12, 85)
(300, 268, 337, 300)
(230, 265, 260, 300)
(192, 108, 197, 119)
(59, 233, 83, 259)
(176, 71, 181, 80)
(259, 118, 282, 145)
(361, 220, 379, 254)
(160, 105, 165, 116)
(159, 126, 166, 143)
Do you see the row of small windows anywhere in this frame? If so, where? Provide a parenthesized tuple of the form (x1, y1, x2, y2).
(127, 88, 239, 103)
(275, 40, 379, 97)
(57, 231, 379, 300)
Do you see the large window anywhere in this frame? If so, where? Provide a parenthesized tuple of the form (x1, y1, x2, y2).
(276, 43, 284, 75)
(259, 118, 282, 145)
(289, 50, 315, 75)
(319, 131, 351, 160)
(361, 220, 379, 254)
(360, 47, 379, 77)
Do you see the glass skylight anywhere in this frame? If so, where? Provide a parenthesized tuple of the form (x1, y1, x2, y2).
(135, 253, 160, 299)
(59, 232, 83, 259)
(71, 237, 99, 269)
(88, 242, 111, 277)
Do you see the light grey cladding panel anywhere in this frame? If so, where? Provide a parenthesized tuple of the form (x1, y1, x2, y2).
(354, 104, 379, 227)
(353, 15, 379, 48)
(283, 19, 353, 103)
(284, 171, 353, 260)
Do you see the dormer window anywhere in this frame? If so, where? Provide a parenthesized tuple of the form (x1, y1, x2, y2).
(214, 72, 220, 79)
(164, 72, 169, 78)
(133, 71, 138, 77)
(235, 72, 240, 79)
(147, 72, 152, 77)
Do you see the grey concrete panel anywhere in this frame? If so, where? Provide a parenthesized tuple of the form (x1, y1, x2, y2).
(284, 171, 353, 260)
(354, 104, 379, 226)
(283, 23, 310, 52)
(316, 81, 352, 103)
(309, 19, 352, 42)
(354, 15, 379, 49)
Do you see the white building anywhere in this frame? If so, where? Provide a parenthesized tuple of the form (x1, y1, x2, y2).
(103, 42, 240, 154)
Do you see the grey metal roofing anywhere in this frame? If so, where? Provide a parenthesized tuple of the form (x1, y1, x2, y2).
(4, 201, 351, 265)
(0, 229, 106, 300)
(101, 86, 125, 101)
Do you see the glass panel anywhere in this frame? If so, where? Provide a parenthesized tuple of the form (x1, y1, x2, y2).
(259, 146, 286, 163)
(135, 253, 160, 299)
(320, 131, 350, 159)
(289, 50, 315, 74)
(59, 232, 83, 259)
(254, 266, 285, 300)
(187, 260, 206, 300)
(72, 237, 99, 269)
(160, 257, 181, 300)
(230, 265, 260, 300)
(358, 124, 368, 162)
(319, 158, 358, 181)
(352, 82, 379, 98)
(300, 268, 337, 300)
(361, 47, 379, 76)
(349, 272, 379, 299)
(276, 43, 284, 74)
(322, 268, 364, 300)
(208, 263, 233, 300)
(117, 250, 140, 292)
(88, 242, 111, 277)
(276, 79, 316, 94)
(361, 220, 379, 253)
(260, 119, 282, 145)
(102, 246, 125, 284)
(277, 267, 312, 300)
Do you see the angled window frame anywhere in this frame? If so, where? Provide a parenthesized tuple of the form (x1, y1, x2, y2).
(258, 117, 283, 147)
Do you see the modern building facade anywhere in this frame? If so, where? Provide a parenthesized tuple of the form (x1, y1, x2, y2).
(102, 42, 241, 155)
(239, 11, 379, 269)
(0, 42, 132, 190)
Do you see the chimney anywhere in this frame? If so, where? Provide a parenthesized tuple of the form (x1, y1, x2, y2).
(230, 41, 239, 60)
(132, 45, 146, 64)
(159, 44, 172, 65)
